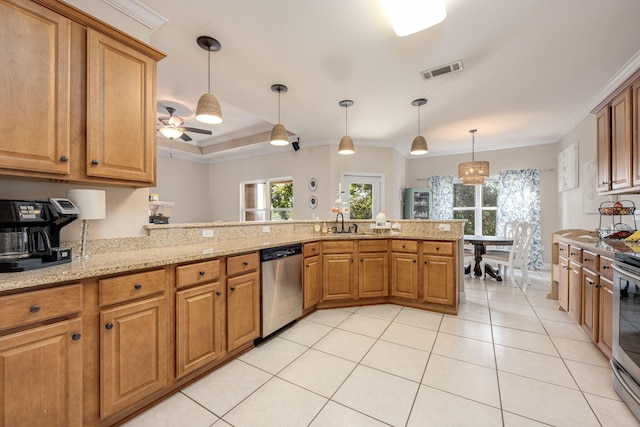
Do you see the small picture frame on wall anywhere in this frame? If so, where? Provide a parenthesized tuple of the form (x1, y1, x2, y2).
(309, 178, 318, 191)
(309, 196, 318, 209)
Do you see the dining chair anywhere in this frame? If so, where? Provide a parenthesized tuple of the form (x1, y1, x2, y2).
(485, 221, 519, 256)
(483, 222, 533, 287)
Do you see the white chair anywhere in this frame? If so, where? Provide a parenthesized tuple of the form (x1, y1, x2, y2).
(483, 222, 533, 287)
(485, 221, 519, 256)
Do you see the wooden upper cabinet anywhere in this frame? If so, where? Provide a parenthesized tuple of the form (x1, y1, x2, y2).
(596, 107, 611, 192)
(86, 29, 156, 183)
(611, 88, 633, 190)
(633, 80, 640, 187)
(0, 0, 71, 175)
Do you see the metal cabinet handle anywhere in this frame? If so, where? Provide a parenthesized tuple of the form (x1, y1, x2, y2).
(60, 155, 69, 163)
(603, 265, 610, 270)
(91, 159, 99, 166)
(29, 305, 40, 313)
(413, 259, 417, 263)
(199, 271, 206, 276)
(134, 283, 142, 290)
(243, 261, 249, 266)
(595, 284, 602, 288)
(230, 287, 236, 292)
(216, 291, 222, 296)
(72, 333, 82, 341)
(105, 323, 114, 330)
(584, 258, 590, 262)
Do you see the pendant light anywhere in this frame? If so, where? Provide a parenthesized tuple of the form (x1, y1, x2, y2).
(410, 98, 428, 155)
(270, 84, 289, 146)
(195, 36, 223, 125)
(338, 100, 355, 155)
(458, 129, 489, 185)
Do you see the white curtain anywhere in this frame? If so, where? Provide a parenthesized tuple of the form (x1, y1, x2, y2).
(428, 175, 454, 219)
(496, 169, 543, 269)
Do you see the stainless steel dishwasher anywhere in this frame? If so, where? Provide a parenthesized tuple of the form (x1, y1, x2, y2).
(260, 243, 303, 338)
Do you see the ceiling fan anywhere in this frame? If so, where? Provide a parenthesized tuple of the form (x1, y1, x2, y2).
(157, 106, 212, 141)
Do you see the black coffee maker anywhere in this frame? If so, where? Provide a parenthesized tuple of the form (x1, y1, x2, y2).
(0, 198, 79, 272)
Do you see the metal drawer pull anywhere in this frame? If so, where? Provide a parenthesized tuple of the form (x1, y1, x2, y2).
(230, 287, 236, 292)
(199, 271, 206, 276)
(603, 265, 610, 269)
(134, 283, 142, 290)
(216, 291, 222, 296)
(29, 305, 40, 313)
(91, 159, 99, 166)
(60, 155, 68, 162)
(105, 323, 114, 330)
(72, 333, 82, 341)
(243, 261, 249, 266)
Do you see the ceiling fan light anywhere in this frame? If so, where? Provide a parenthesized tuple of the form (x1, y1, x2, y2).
(270, 124, 289, 146)
(410, 135, 428, 155)
(159, 126, 183, 139)
(338, 135, 355, 155)
(379, 0, 447, 37)
(168, 115, 183, 127)
(196, 93, 223, 124)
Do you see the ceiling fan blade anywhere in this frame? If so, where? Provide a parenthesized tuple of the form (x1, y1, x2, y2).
(179, 133, 193, 142)
(182, 127, 213, 135)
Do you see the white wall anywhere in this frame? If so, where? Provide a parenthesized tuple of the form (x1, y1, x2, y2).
(406, 143, 559, 264)
(151, 156, 211, 223)
(207, 144, 406, 222)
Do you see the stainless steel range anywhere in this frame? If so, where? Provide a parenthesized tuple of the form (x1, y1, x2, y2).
(612, 252, 640, 421)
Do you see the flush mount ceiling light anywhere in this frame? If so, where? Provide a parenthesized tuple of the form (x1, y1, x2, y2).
(379, 0, 447, 37)
(410, 98, 428, 155)
(270, 84, 289, 146)
(458, 129, 490, 185)
(338, 100, 355, 155)
(195, 36, 223, 125)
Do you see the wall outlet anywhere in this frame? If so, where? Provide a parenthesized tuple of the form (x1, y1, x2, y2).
(263, 226, 270, 233)
(437, 223, 451, 231)
(202, 229, 214, 238)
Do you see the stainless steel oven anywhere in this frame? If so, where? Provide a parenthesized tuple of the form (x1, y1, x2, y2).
(612, 255, 640, 422)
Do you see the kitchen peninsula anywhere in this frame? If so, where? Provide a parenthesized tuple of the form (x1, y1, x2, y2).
(0, 219, 464, 427)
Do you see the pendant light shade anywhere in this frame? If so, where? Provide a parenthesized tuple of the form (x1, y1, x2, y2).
(270, 84, 289, 146)
(410, 98, 428, 155)
(195, 36, 223, 125)
(458, 129, 489, 185)
(338, 100, 355, 155)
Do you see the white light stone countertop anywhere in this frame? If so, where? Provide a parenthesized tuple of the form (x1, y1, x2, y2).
(0, 231, 462, 295)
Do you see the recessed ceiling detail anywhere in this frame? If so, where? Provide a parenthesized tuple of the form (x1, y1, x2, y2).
(421, 60, 463, 80)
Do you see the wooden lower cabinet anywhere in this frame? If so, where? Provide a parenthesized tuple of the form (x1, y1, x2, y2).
(176, 282, 226, 378)
(581, 269, 599, 341)
(568, 261, 582, 323)
(100, 295, 169, 418)
(598, 276, 613, 357)
(558, 256, 570, 311)
(227, 271, 260, 351)
(0, 318, 83, 427)
(303, 255, 321, 308)
(322, 253, 356, 301)
(359, 252, 389, 298)
(390, 252, 418, 299)
(422, 255, 455, 307)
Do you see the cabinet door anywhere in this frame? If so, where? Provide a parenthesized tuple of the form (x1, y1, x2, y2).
(390, 252, 418, 299)
(581, 269, 599, 342)
(598, 277, 613, 356)
(423, 255, 455, 307)
(596, 107, 611, 192)
(0, 318, 82, 427)
(176, 282, 225, 379)
(633, 81, 640, 187)
(0, 0, 71, 176)
(568, 262, 582, 324)
(100, 296, 168, 418)
(611, 88, 633, 190)
(86, 29, 156, 183)
(322, 254, 356, 301)
(558, 257, 569, 311)
(359, 252, 389, 298)
(227, 271, 260, 352)
(303, 255, 321, 309)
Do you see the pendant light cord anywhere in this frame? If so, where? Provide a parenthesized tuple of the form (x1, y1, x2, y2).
(417, 105, 421, 135)
(278, 90, 281, 124)
(207, 49, 211, 94)
(345, 105, 348, 135)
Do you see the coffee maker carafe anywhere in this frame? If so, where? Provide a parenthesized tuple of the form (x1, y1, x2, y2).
(0, 199, 79, 272)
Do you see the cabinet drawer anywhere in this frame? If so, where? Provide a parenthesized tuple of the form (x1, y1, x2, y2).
(423, 241, 454, 256)
(582, 250, 599, 272)
(600, 256, 614, 280)
(568, 246, 583, 263)
(176, 259, 221, 289)
(359, 239, 388, 253)
(99, 269, 165, 306)
(0, 284, 82, 331)
(391, 240, 418, 253)
(558, 243, 569, 258)
(322, 241, 354, 254)
(227, 252, 259, 276)
(303, 242, 320, 257)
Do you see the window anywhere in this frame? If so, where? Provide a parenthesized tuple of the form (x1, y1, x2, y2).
(453, 181, 497, 235)
(342, 173, 383, 220)
(241, 178, 293, 221)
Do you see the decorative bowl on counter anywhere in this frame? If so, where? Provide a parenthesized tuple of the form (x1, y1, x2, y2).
(595, 228, 635, 240)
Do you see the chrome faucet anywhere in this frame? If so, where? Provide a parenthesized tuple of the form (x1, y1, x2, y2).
(335, 212, 345, 233)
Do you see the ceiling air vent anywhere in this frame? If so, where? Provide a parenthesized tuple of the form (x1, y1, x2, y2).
(421, 60, 464, 80)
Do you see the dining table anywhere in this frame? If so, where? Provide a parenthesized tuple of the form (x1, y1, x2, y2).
(464, 235, 514, 281)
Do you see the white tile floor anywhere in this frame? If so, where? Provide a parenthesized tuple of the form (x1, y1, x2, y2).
(123, 270, 640, 427)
